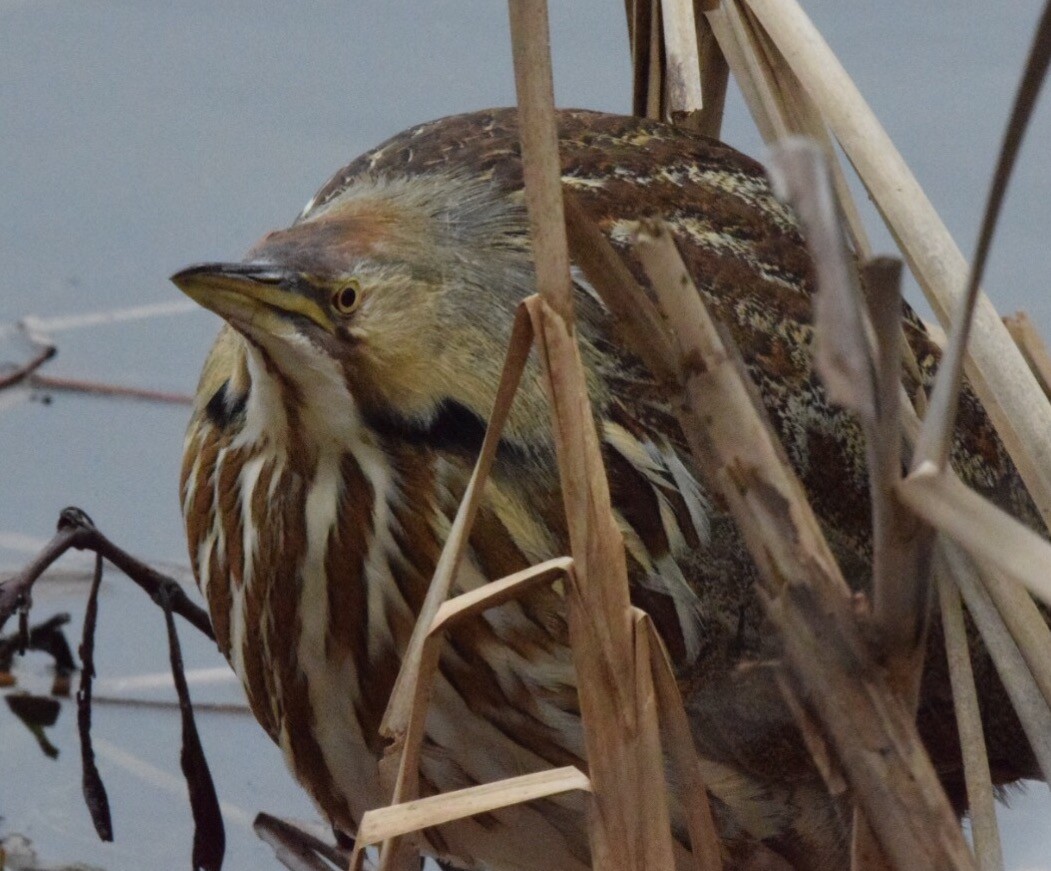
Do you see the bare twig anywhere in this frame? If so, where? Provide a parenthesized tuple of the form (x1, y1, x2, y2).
(0, 508, 213, 641)
(29, 374, 193, 405)
(0, 340, 55, 390)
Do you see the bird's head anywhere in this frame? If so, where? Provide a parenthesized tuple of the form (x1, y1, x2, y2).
(173, 171, 563, 456)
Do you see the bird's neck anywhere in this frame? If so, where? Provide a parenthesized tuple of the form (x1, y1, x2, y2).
(235, 334, 372, 471)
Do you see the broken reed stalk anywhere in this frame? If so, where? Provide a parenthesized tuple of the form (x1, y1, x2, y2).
(936, 572, 1004, 871)
(974, 561, 1051, 712)
(1004, 311, 1051, 398)
(764, 141, 929, 871)
(691, 10, 729, 138)
(658, 0, 704, 118)
(508, 2, 678, 868)
(630, 221, 974, 871)
(937, 541, 1051, 784)
(897, 466, 1051, 608)
(705, 0, 877, 266)
(765, 141, 931, 686)
(738, 0, 1051, 528)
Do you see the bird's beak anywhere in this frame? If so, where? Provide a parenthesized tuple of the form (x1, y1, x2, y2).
(171, 262, 332, 333)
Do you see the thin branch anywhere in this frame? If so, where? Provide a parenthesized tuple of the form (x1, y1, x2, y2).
(916, 0, 1051, 470)
(0, 508, 213, 641)
(29, 374, 193, 405)
(0, 340, 55, 390)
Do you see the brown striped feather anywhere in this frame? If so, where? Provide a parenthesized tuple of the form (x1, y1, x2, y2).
(179, 109, 1046, 871)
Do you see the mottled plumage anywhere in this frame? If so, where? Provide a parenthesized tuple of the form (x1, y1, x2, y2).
(175, 109, 1041, 871)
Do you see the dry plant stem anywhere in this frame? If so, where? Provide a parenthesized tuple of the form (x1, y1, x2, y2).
(508, 0, 574, 320)
(0, 510, 213, 640)
(29, 374, 193, 405)
(740, 0, 1051, 529)
(641, 611, 723, 871)
(1004, 311, 1051, 399)
(705, 2, 786, 141)
(626, 0, 648, 114)
(936, 540, 1051, 783)
(974, 563, 1051, 712)
(850, 814, 894, 871)
(897, 466, 1051, 607)
(0, 340, 55, 390)
(380, 306, 533, 742)
(646, 0, 666, 119)
(562, 193, 678, 384)
(377, 557, 573, 871)
(765, 139, 877, 419)
(767, 142, 929, 663)
(863, 259, 934, 669)
(510, 4, 679, 866)
(731, 1, 873, 260)
(936, 572, 1004, 871)
(774, 672, 847, 796)
(350, 769, 593, 871)
(692, 12, 728, 138)
(635, 222, 975, 871)
(527, 293, 677, 871)
(660, 0, 704, 116)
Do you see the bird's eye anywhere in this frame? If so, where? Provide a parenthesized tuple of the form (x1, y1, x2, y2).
(332, 281, 362, 315)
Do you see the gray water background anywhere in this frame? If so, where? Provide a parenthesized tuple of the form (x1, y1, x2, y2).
(1, 2, 1049, 869)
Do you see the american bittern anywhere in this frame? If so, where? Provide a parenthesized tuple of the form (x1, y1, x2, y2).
(174, 110, 1043, 871)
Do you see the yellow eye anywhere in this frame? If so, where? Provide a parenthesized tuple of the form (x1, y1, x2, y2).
(332, 280, 362, 315)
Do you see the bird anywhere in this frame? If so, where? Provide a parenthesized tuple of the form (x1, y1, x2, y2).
(172, 108, 1043, 871)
